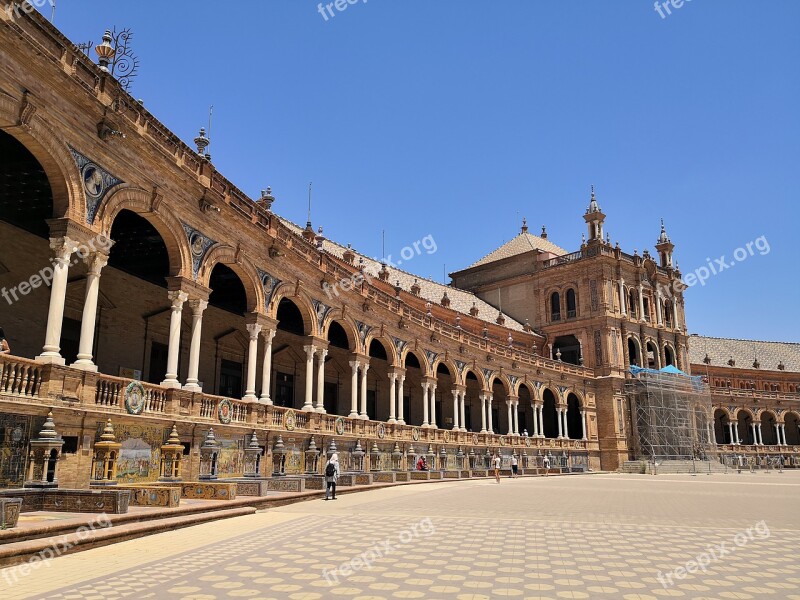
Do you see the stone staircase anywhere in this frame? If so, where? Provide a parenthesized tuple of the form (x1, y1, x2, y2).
(621, 459, 729, 474)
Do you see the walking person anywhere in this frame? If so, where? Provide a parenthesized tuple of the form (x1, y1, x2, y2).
(0, 327, 9, 355)
(511, 453, 519, 478)
(543, 454, 550, 476)
(493, 453, 501, 483)
(324, 453, 340, 500)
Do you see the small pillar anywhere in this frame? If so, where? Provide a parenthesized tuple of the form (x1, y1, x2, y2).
(244, 431, 263, 478)
(158, 425, 184, 482)
(272, 435, 286, 476)
(484, 447, 492, 469)
(522, 450, 529, 469)
(91, 419, 121, 486)
(439, 446, 448, 471)
(427, 444, 437, 471)
(391, 442, 403, 471)
(25, 412, 65, 488)
(304, 437, 320, 474)
(199, 428, 221, 480)
(468, 447, 477, 470)
(352, 440, 365, 472)
(407, 444, 416, 471)
(456, 447, 465, 470)
(327, 438, 338, 460)
(369, 440, 381, 472)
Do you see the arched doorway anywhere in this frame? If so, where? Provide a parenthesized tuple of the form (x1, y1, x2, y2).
(785, 413, 800, 446)
(368, 338, 392, 421)
(403, 351, 425, 427)
(646, 342, 659, 369)
(208, 264, 249, 398)
(628, 337, 641, 367)
(664, 345, 675, 367)
(713, 409, 730, 444)
(542, 388, 558, 438)
(566, 393, 582, 440)
(760, 412, 778, 445)
(736, 411, 754, 446)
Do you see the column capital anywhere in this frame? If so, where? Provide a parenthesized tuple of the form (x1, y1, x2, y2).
(349, 359, 361, 370)
(83, 251, 109, 275)
(246, 322, 263, 339)
(49, 236, 80, 263)
(261, 327, 277, 343)
(166, 275, 211, 300)
(188, 298, 209, 314)
(167, 290, 189, 308)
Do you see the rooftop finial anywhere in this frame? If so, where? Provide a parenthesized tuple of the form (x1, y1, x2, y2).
(521, 217, 528, 234)
(541, 225, 547, 239)
(587, 185, 601, 214)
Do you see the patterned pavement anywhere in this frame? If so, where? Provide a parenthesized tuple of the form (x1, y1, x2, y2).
(3, 471, 800, 599)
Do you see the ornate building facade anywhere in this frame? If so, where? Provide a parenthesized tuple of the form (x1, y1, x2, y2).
(0, 8, 797, 489)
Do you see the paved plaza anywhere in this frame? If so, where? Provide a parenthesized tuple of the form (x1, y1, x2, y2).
(2, 472, 800, 600)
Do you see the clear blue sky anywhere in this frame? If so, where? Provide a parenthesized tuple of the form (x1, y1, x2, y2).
(42, 1, 799, 341)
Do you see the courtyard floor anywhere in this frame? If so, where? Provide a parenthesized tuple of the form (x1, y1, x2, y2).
(2, 471, 799, 599)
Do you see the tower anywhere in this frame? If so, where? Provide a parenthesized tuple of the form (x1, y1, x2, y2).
(583, 185, 605, 243)
(655, 218, 675, 268)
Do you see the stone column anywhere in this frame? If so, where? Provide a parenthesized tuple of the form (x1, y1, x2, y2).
(459, 390, 467, 432)
(780, 424, 787, 446)
(37, 237, 78, 364)
(397, 375, 406, 424)
(581, 410, 588, 440)
(259, 329, 276, 404)
(183, 299, 208, 392)
(349, 360, 360, 418)
(302, 345, 316, 412)
(506, 400, 513, 435)
(756, 423, 763, 446)
(710, 421, 717, 445)
(315, 348, 328, 413)
(637, 284, 645, 322)
(556, 407, 564, 438)
(564, 409, 571, 439)
(619, 279, 626, 315)
(774, 423, 781, 446)
(72, 252, 109, 371)
(422, 381, 430, 427)
(673, 301, 680, 331)
(160, 290, 188, 388)
(532, 403, 539, 438)
(750, 423, 757, 446)
(451, 390, 460, 430)
(656, 294, 664, 326)
(429, 382, 438, 428)
(487, 394, 494, 433)
(243, 323, 263, 402)
(479, 394, 487, 433)
(538, 404, 545, 437)
(727, 422, 735, 445)
(388, 372, 398, 423)
(359, 362, 370, 419)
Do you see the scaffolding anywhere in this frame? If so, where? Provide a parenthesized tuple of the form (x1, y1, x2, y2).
(625, 366, 714, 461)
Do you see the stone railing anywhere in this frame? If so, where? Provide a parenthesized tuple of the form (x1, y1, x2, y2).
(0, 355, 598, 453)
(710, 388, 800, 401)
(0, 355, 43, 398)
(714, 444, 799, 453)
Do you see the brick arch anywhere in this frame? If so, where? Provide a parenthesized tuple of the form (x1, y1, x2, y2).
(197, 245, 264, 314)
(733, 407, 756, 420)
(401, 348, 430, 377)
(95, 186, 191, 278)
(488, 373, 511, 396)
(268, 283, 318, 337)
(463, 367, 486, 390)
(564, 389, 585, 409)
(516, 379, 536, 399)
(364, 332, 399, 367)
(431, 357, 458, 380)
(322, 311, 360, 353)
(0, 93, 83, 222)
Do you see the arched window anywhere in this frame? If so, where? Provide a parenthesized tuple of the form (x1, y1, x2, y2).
(664, 345, 675, 367)
(566, 289, 577, 318)
(550, 292, 561, 321)
(663, 301, 673, 327)
(628, 290, 638, 319)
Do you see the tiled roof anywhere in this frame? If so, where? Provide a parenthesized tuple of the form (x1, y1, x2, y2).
(465, 232, 567, 269)
(688, 335, 800, 373)
(277, 218, 526, 331)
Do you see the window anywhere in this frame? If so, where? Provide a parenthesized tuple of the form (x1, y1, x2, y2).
(628, 290, 638, 319)
(566, 289, 577, 318)
(550, 292, 561, 321)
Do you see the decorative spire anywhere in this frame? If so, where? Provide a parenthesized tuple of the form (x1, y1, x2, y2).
(658, 218, 671, 244)
(586, 185, 601, 214)
(38, 412, 59, 440)
(248, 431, 260, 449)
(166, 424, 181, 445)
(541, 225, 548, 239)
(100, 419, 117, 442)
(521, 217, 528, 234)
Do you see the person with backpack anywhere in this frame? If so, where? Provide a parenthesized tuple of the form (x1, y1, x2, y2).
(0, 327, 9, 355)
(324, 453, 340, 500)
(493, 453, 501, 483)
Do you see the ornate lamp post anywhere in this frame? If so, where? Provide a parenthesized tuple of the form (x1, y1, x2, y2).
(352, 440, 365, 472)
(272, 435, 286, 476)
(427, 444, 437, 471)
(243, 431, 263, 478)
(25, 412, 65, 488)
(456, 447, 465, 470)
(369, 441, 381, 472)
(468, 447, 477, 470)
(439, 446, 448, 471)
(199, 428, 220, 481)
(94, 30, 115, 71)
(391, 442, 403, 471)
(91, 419, 121, 486)
(304, 438, 320, 474)
(158, 425, 184, 482)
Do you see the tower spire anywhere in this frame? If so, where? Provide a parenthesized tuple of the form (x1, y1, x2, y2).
(583, 185, 605, 242)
